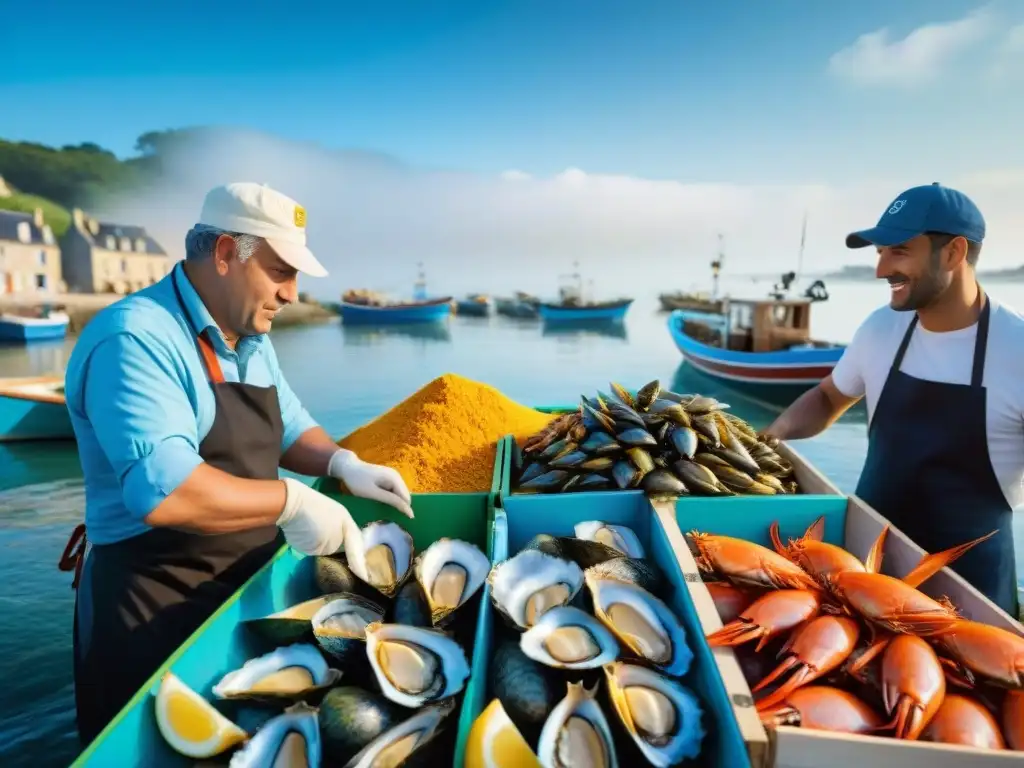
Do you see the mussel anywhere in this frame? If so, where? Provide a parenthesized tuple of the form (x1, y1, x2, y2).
(343, 700, 456, 767)
(211, 644, 342, 703)
(489, 549, 584, 629)
(241, 593, 351, 645)
(364, 622, 471, 707)
(586, 575, 693, 676)
(344, 520, 416, 598)
(414, 538, 490, 625)
(519, 605, 620, 670)
(603, 662, 706, 766)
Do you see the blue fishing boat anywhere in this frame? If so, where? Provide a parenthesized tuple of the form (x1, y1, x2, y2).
(0, 308, 70, 342)
(0, 375, 73, 441)
(337, 264, 453, 325)
(667, 297, 845, 399)
(537, 263, 633, 324)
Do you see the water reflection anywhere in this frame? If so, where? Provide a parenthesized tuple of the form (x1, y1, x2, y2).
(0, 443, 82, 492)
(0, 339, 72, 378)
(340, 322, 452, 346)
(541, 321, 629, 341)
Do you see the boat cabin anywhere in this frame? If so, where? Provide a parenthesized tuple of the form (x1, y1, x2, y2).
(725, 298, 815, 353)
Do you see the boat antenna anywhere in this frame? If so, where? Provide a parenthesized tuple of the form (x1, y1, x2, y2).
(413, 261, 427, 301)
(710, 234, 724, 300)
(796, 211, 807, 281)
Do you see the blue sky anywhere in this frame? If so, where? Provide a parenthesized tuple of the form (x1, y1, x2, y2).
(3, 0, 1024, 292)
(3, 0, 1022, 184)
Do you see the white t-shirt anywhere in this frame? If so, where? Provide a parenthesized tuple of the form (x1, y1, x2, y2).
(831, 297, 1024, 510)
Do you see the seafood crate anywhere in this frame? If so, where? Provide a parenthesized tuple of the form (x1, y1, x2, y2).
(71, 461, 506, 767)
(462, 489, 752, 767)
(657, 493, 1024, 767)
(505, 404, 844, 499)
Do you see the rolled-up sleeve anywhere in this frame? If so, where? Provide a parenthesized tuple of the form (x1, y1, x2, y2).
(266, 345, 318, 452)
(81, 332, 205, 519)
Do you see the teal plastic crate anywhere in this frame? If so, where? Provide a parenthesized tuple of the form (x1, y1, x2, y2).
(72, 440, 507, 768)
(464, 490, 751, 768)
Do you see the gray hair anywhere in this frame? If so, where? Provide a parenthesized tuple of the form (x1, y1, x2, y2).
(184, 224, 262, 262)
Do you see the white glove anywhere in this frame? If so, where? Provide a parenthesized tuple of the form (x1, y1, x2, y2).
(328, 448, 414, 518)
(277, 478, 356, 556)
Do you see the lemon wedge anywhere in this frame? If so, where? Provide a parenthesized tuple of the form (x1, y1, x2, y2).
(465, 698, 541, 768)
(153, 671, 248, 758)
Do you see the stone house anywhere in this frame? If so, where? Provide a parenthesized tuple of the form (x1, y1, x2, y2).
(60, 208, 170, 294)
(0, 208, 63, 295)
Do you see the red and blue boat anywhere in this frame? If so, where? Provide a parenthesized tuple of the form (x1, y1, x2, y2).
(667, 296, 845, 402)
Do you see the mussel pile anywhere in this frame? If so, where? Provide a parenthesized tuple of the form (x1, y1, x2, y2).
(511, 380, 800, 497)
(151, 520, 491, 766)
(466, 520, 708, 767)
(693, 516, 1024, 751)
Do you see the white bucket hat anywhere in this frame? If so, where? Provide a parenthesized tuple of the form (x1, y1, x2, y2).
(197, 182, 328, 277)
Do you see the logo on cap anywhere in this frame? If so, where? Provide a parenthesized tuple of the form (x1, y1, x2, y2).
(294, 206, 307, 228)
(888, 200, 906, 216)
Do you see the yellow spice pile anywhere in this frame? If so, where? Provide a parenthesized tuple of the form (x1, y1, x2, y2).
(337, 373, 556, 493)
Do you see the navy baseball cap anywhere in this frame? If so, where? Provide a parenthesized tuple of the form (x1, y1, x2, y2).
(846, 182, 985, 248)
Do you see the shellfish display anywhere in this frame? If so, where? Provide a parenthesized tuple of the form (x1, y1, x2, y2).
(468, 521, 708, 765)
(693, 515, 1024, 753)
(511, 380, 802, 497)
(149, 518, 488, 766)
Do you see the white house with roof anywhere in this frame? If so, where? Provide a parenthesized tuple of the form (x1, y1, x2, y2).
(0, 208, 63, 296)
(60, 208, 170, 294)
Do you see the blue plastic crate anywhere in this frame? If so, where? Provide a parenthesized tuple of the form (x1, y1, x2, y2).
(462, 490, 751, 768)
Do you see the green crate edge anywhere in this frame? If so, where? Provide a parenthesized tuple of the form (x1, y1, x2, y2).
(70, 437, 507, 768)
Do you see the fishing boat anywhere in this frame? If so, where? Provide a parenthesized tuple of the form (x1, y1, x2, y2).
(537, 263, 633, 324)
(667, 297, 845, 400)
(455, 294, 493, 317)
(0, 306, 70, 343)
(658, 233, 728, 313)
(0, 375, 73, 441)
(495, 293, 540, 318)
(337, 264, 454, 325)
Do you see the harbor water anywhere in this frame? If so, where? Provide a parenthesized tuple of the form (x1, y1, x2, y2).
(2, 277, 1023, 767)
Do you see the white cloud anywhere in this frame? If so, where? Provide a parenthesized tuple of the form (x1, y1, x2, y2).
(93, 129, 1024, 301)
(827, 8, 996, 86)
(988, 23, 1024, 81)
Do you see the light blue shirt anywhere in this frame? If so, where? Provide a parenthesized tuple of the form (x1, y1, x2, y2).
(65, 262, 319, 545)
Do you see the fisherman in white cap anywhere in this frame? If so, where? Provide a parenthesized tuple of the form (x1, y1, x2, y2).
(60, 182, 413, 745)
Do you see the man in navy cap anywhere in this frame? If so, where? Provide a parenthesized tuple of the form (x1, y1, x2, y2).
(765, 183, 1024, 617)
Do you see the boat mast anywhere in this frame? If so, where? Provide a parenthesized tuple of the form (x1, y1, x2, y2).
(710, 234, 724, 300)
(413, 261, 427, 301)
(796, 212, 807, 282)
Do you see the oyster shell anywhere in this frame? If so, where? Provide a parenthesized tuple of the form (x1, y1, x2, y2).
(519, 605, 620, 670)
(586, 574, 693, 676)
(364, 622, 471, 708)
(574, 521, 646, 559)
(311, 593, 386, 665)
(537, 680, 618, 768)
(344, 520, 416, 598)
(228, 702, 320, 768)
(345, 699, 456, 768)
(211, 644, 342, 702)
(414, 538, 490, 625)
(603, 662, 706, 767)
(241, 593, 350, 645)
(488, 549, 584, 629)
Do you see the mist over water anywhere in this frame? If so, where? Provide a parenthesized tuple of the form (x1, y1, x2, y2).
(89, 128, 1024, 303)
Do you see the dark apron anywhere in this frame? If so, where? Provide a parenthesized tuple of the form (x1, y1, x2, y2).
(61, 264, 285, 745)
(855, 297, 1018, 617)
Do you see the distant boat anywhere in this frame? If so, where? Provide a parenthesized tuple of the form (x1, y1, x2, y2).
(495, 293, 540, 318)
(0, 308, 69, 343)
(657, 292, 724, 314)
(455, 294, 493, 317)
(538, 263, 633, 324)
(0, 375, 73, 442)
(667, 297, 845, 399)
(337, 296, 453, 325)
(537, 298, 634, 323)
